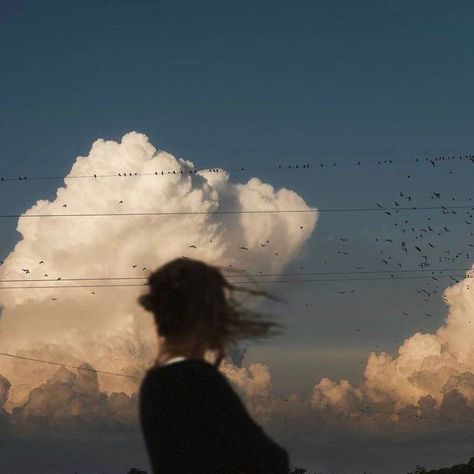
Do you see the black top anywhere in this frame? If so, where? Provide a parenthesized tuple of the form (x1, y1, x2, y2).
(139, 358, 289, 474)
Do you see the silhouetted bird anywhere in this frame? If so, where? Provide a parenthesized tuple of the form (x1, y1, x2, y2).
(189, 245, 197, 249)
(240, 247, 249, 251)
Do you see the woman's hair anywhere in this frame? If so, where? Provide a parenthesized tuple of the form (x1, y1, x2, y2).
(137, 257, 288, 351)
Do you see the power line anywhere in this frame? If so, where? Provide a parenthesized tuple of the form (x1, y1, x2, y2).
(0, 351, 137, 379)
(1, 153, 473, 183)
(0, 273, 471, 290)
(0, 267, 471, 283)
(0, 204, 472, 219)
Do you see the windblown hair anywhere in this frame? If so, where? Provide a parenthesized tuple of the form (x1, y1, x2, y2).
(138, 257, 288, 351)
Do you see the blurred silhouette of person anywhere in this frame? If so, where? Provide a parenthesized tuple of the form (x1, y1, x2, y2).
(138, 257, 290, 474)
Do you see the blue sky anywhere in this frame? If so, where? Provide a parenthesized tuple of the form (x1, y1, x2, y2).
(1, 1, 474, 472)
(1, 0, 473, 350)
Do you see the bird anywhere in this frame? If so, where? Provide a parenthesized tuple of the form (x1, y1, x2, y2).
(52, 297, 57, 301)
(385, 239, 393, 243)
(62, 204, 67, 208)
(260, 243, 266, 247)
(382, 259, 388, 265)
(433, 192, 440, 198)
(340, 237, 347, 241)
(119, 200, 123, 204)
(240, 247, 249, 251)
(376, 203, 384, 208)
(300, 226, 304, 229)
(402, 311, 408, 316)
(189, 245, 197, 249)
(91, 292, 95, 295)
(355, 266, 363, 270)
(21, 269, 30, 274)
(39, 261, 44, 264)
(132, 265, 137, 268)
(415, 246, 421, 252)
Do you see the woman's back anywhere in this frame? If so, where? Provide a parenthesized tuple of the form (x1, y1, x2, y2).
(139, 358, 289, 474)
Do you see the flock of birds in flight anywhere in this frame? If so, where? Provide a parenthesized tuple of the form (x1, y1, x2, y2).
(0, 191, 472, 323)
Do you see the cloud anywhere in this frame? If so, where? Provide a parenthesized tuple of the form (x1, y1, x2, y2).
(7, 364, 137, 435)
(312, 270, 474, 413)
(0, 131, 318, 409)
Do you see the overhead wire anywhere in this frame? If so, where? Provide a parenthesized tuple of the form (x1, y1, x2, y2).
(0, 266, 472, 283)
(0, 153, 473, 183)
(0, 204, 472, 219)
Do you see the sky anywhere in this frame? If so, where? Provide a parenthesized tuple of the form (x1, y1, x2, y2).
(0, 1, 474, 473)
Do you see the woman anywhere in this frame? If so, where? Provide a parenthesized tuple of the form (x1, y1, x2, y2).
(138, 257, 290, 474)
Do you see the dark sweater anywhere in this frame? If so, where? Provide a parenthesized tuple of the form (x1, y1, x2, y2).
(139, 358, 289, 474)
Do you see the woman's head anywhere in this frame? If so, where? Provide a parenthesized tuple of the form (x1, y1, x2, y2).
(138, 257, 288, 354)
